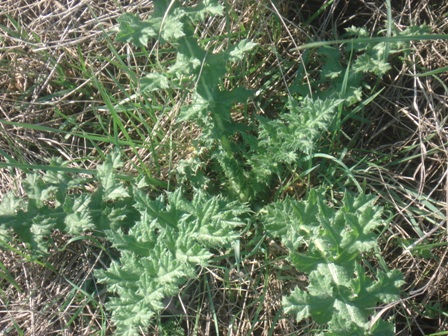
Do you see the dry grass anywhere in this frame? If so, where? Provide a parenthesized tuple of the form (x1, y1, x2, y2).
(339, 1, 448, 334)
(1, 0, 448, 335)
(0, 0, 150, 189)
(0, 2, 152, 334)
(0, 236, 110, 335)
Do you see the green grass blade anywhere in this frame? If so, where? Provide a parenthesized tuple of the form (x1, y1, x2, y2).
(294, 34, 448, 50)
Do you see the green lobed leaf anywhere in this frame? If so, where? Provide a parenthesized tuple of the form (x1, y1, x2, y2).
(367, 269, 404, 303)
(178, 92, 210, 122)
(63, 194, 95, 235)
(161, 14, 186, 42)
(283, 287, 312, 322)
(264, 189, 402, 333)
(253, 96, 341, 180)
(23, 174, 47, 203)
(140, 73, 170, 92)
(228, 39, 258, 61)
(96, 185, 250, 334)
(0, 192, 22, 216)
(30, 215, 58, 251)
(184, 0, 224, 21)
(329, 299, 370, 334)
(97, 154, 130, 201)
(369, 318, 395, 336)
(115, 13, 159, 48)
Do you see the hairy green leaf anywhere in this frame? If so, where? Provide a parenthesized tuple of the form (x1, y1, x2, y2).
(263, 189, 403, 334)
(115, 13, 158, 48)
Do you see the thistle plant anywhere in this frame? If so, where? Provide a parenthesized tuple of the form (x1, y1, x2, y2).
(0, 152, 251, 336)
(0, 0, 427, 334)
(262, 189, 404, 335)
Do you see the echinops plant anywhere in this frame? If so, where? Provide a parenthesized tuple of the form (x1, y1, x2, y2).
(2, 0, 433, 334)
